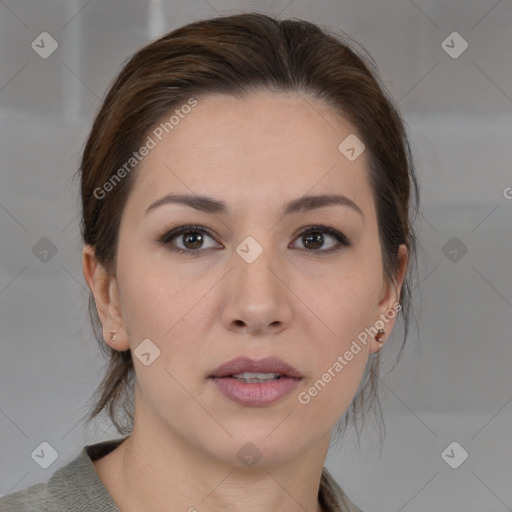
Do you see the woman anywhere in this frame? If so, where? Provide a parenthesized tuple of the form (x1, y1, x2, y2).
(1, 11, 419, 512)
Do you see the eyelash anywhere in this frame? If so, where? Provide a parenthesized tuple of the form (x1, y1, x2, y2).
(157, 224, 351, 257)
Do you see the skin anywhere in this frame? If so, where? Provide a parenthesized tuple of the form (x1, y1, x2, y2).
(83, 90, 408, 512)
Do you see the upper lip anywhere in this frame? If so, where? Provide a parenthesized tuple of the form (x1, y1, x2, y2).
(209, 356, 303, 378)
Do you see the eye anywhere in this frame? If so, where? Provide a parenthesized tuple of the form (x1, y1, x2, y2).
(158, 225, 221, 255)
(158, 223, 350, 256)
(290, 225, 350, 253)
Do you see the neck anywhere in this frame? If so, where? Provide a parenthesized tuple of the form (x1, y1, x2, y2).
(97, 389, 331, 512)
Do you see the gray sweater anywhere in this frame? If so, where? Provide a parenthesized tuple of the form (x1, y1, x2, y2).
(0, 438, 363, 512)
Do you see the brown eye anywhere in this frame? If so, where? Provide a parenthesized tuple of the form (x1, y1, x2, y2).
(159, 224, 350, 256)
(302, 231, 325, 250)
(159, 225, 220, 255)
(181, 231, 204, 250)
(291, 225, 350, 253)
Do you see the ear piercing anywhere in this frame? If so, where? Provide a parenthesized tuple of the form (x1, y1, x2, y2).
(374, 329, 385, 352)
(107, 329, 386, 349)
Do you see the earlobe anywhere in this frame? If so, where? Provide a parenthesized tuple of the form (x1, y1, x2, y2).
(373, 244, 409, 354)
(373, 329, 385, 353)
(82, 244, 128, 350)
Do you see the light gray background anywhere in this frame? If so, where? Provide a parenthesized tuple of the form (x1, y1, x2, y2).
(1, 1, 511, 511)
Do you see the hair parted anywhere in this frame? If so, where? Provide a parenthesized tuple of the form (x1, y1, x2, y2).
(74, 12, 420, 440)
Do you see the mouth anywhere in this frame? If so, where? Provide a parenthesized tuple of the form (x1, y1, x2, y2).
(208, 356, 303, 380)
(208, 356, 303, 406)
(228, 372, 287, 383)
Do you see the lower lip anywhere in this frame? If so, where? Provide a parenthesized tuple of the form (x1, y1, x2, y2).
(209, 376, 302, 406)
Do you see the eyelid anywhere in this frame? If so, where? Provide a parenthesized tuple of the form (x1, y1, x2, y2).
(158, 224, 221, 248)
(158, 223, 351, 255)
(293, 224, 351, 247)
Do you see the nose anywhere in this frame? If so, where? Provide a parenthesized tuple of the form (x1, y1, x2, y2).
(221, 241, 293, 337)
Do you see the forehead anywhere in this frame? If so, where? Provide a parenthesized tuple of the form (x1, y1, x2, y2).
(126, 90, 374, 218)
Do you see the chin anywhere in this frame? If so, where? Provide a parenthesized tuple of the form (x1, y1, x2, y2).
(202, 429, 307, 469)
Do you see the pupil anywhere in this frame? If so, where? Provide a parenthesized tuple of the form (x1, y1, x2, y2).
(181, 231, 325, 250)
(184, 232, 202, 249)
(304, 232, 323, 249)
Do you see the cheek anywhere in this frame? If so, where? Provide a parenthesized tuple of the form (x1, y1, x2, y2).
(118, 270, 179, 339)
(314, 258, 382, 346)
(117, 265, 206, 399)
(296, 336, 369, 426)
(297, 259, 381, 418)
(117, 252, 215, 380)
(116, 240, 198, 335)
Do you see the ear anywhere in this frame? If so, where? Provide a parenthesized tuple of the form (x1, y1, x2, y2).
(82, 244, 129, 351)
(371, 243, 409, 353)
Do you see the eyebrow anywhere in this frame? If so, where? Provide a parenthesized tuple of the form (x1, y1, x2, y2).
(145, 193, 364, 217)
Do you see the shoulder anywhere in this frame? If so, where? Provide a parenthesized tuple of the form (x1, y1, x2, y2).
(0, 482, 50, 511)
(0, 441, 124, 512)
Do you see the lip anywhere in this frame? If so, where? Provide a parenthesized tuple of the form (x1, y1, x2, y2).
(208, 356, 303, 407)
(208, 356, 303, 379)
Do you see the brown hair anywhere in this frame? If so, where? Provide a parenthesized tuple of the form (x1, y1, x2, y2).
(75, 12, 420, 439)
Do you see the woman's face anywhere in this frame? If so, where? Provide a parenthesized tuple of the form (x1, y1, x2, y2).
(92, 90, 406, 465)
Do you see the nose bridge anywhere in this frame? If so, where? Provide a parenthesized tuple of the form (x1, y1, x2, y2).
(221, 231, 292, 333)
(233, 232, 281, 297)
